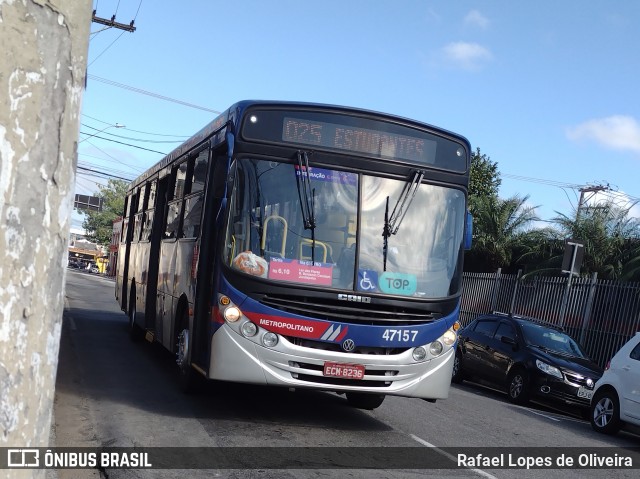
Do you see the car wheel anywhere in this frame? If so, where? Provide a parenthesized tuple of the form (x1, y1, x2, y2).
(507, 368, 530, 405)
(346, 392, 385, 410)
(451, 350, 465, 384)
(590, 389, 622, 435)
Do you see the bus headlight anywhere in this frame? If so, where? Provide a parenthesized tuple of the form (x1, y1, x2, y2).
(442, 329, 457, 346)
(262, 332, 278, 347)
(241, 321, 258, 337)
(429, 341, 444, 356)
(224, 306, 241, 322)
(412, 346, 427, 361)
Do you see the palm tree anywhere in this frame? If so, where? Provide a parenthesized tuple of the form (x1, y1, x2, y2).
(467, 194, 539, 272)
(620, 239, 640, 280)
(513, 226, 565, 276)
(552, 200, 640, 280)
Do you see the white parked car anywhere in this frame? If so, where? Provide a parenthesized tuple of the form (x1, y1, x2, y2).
(590, 332, 640, 434)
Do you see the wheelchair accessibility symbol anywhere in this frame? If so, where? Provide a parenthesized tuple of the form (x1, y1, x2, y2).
(358, 270, 378, 292)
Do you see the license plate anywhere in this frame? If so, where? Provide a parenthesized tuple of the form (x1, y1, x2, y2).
(577, 386, 593, 400)
(323, 362, 365, 380)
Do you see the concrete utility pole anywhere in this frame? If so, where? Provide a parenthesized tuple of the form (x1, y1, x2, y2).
(0, 0, 92, 475)
(576, 184, 609, 221)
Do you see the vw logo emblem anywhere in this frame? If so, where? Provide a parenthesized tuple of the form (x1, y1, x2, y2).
(342, 339, 356, 352)
(586, 378, 594, 388)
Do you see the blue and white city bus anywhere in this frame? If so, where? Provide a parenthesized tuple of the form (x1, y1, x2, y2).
(116, 100, 472, 409)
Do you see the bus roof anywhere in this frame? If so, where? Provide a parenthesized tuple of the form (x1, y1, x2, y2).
(127, 100, 471, 191)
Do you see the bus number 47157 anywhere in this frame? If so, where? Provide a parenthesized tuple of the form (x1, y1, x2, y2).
(382, 329, 418, 342)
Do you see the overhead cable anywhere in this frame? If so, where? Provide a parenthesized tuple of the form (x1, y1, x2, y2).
(87, 74, 221, 114)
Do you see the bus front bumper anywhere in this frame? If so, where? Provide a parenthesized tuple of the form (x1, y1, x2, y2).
(208, 324, 454, 400)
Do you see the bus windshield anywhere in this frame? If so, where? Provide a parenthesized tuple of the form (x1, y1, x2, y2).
(224, 158, 466, 299)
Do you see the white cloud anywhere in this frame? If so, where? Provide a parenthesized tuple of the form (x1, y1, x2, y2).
(567, 116, 640, 153)
(441, 42, 492, 70)
(464, 10, 489, 29)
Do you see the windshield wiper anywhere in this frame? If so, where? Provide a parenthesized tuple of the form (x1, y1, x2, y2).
(530, 344, 553, 353)
(295, 150, 317, 263)
(382, 170, 425, 271)
(531, 344, 581, 358)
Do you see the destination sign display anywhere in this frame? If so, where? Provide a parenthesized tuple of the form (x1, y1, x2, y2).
(241, 108, 468, 172)
(282, 117, 436, 164)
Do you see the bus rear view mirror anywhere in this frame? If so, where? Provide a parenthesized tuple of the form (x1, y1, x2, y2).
(464, 211, 473, 250)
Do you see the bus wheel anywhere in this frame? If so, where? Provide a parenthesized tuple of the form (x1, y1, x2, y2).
(175, 312, 202, 394)
(346, 392, 385, 410)
(128, 289, 143, 342)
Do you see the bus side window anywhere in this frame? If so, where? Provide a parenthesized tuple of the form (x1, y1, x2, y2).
(121, 196, 130, 242)
(141, 180, 157, 242)
(191, 150, 209, 194)
(133, 212, 143, 242)
(182, 194, 203, 238)
(141, 209, 154, 241)
(164, 161, 187, 239)
(164, 201, 181, 239)
(179, 149, 209, 239)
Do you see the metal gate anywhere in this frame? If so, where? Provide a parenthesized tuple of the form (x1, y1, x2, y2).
(460, 269, 640, 367)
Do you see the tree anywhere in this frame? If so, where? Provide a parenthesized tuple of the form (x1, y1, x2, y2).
(552, 200, 640, 280)
(620, 239, 640, 281)
(81, 179, 129, 246)
(512, 227, 565, 277)
(466, 194, 539, 272)
(469, 147, 501, 214)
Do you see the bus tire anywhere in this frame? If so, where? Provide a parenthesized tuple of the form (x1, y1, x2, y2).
(346, 392, 385, 410)
(175, 306, 203, 394)
(128, 286, 144, 342)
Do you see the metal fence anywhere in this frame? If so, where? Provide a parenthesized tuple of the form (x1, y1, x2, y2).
(460, 269, 640, 368)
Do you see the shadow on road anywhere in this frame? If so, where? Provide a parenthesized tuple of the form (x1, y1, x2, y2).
(57, 303, 394, 434)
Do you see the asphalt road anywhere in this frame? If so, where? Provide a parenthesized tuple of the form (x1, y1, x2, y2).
(50, 269, 640, 479)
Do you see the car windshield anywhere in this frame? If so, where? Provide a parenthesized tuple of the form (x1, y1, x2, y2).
(223, 158, 466, 298)
(519, 321, 587, 359)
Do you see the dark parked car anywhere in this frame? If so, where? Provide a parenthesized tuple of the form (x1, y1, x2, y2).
(452, 313, 603, 414)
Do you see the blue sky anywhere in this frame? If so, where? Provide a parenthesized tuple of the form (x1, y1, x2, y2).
(76, 0, 640, 231)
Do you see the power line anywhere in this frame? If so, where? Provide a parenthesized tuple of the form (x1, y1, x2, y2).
(86, 74, 221, 114)
(78, 152, 146, 174)
(82, 113, 190, 138)
(78, 160, 140, 179)
(88, 30, 127, 66)
(79, 131, 167, 154)
(76, 165, 133, 182)
(79, 140, 148, 175)
(502, 172, 582, 190)
(82, 123, 184, 144)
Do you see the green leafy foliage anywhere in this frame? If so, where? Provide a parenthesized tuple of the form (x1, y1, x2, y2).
(464, 148, 640, 280)
(81, 179, 129, 246)
(465, 194, 539, 272)
(469, 147, 501, 214)
(552, 201, 640, 280)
